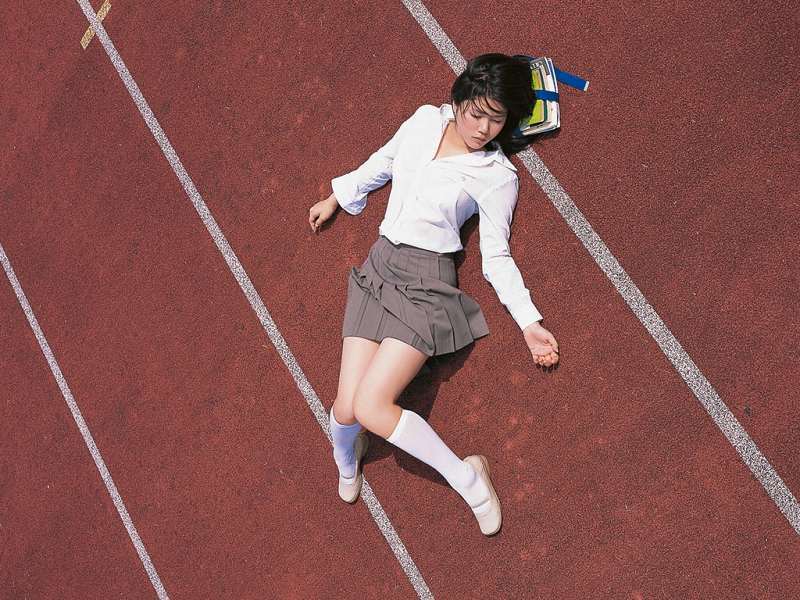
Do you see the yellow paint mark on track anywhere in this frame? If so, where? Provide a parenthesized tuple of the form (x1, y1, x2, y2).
(80, 0, 111, 49)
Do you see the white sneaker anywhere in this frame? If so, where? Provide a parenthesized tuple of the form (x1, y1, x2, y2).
(463, 455, 502, 535)
(338, 432, 369, 503)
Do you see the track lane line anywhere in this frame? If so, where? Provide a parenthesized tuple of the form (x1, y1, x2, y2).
(0, 242, 170, 599)
(73, 1, 434, 597)
(402, 0, 800, 535)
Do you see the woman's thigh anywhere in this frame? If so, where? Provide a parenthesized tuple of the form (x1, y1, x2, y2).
(352, 337, 429, 438)
(333, 336, 381, 424)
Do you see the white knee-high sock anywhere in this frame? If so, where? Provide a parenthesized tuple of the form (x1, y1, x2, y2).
(387, 409, 490, 510)
(330, 407, 362, 479)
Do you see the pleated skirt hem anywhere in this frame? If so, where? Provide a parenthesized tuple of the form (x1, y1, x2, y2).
(341, 236, 489, 357)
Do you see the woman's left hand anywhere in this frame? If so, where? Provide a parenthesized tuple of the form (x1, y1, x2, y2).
(522, 321, 559, 367)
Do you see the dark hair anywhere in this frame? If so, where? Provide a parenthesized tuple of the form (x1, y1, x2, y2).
(450, 53, 535, 155)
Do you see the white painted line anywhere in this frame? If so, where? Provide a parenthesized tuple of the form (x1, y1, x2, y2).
(401, 0, 800, 535)
(73, 1, 434, 597)
(0, 242, 170, 599)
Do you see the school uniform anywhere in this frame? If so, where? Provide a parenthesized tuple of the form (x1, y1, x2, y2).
(329, 105, 524, 534)
(332, 103, 543, 357)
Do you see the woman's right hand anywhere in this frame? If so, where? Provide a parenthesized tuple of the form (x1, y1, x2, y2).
(309, 193, 339, 233)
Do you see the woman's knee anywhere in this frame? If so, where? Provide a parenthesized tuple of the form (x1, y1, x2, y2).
(332, 394, 357, 425)
(352, 385, 403, 438)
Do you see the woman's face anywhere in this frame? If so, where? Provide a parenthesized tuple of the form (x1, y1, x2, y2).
(454, 96, 508, 150)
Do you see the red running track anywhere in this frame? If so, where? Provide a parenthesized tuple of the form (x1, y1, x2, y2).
(1, 272, 156, 597)
(1, 1, 798, 598)
(429, 0, 800, 497)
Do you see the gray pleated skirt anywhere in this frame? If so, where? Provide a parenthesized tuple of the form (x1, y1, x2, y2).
(342, 236, 490, 356)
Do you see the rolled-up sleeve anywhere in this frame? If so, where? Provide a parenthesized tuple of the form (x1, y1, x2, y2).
(475, 176, 543, 330)
(331, 107, 419, 215)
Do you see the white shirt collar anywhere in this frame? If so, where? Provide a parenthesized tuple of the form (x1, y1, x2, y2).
(438, 104, 517, 172)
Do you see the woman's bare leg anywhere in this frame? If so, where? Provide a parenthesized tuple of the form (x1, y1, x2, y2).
(332, 336, 381, 425)
(352, 338, 493, 514)
(351, 337, 429, 438)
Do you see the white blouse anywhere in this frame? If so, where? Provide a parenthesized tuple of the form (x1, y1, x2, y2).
(331, 103, 542, 330)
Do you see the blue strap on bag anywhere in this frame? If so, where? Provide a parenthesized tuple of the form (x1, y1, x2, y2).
(534, 89, 560, 102)
(553, 67, 589, 92)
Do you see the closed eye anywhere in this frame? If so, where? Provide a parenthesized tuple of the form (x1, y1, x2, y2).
(471, 110, 504, 123)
